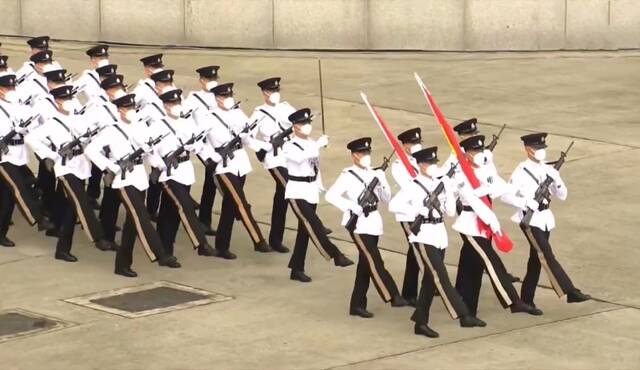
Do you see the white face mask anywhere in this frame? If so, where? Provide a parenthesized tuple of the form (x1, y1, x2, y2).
(268, 92, 281, 105)
(125, 109, 137, 123)
(410, 144, 422, 154)
(359, 154, 372, 168)
(113, 89, 126, 99)
(205, 80, 218, 91)
(299, 124, 312, 136)
(4, 90, 18, 103)
(61, 100, 75, 113)
(425, 164, 439, 177)
(534, 148, 546, 161)
(97, 59, 110, 68)
(222, 97, 235, 110)
(170, 105, 183, 117)
(473, 152, 487, 166)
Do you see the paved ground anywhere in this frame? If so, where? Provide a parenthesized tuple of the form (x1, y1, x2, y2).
(0, 36, 639, 369)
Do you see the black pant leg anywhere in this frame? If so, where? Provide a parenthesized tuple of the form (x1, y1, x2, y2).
(0, 179, 15, 237)
(87, 164, 102, 200)
(99, 187, 121, 242)
(59, 175, 105, 242)
(56, 192, 77, 255)
(399, 222, 420, 301)
(198, 165, 216, 227)
(351, 233, 400, 303)
(350, 253, 371, 309)
(157, 188, 177, 255)
(36, 159, 56, 217)
(216, 173, 265, 247)
(288, 206, 310, 271)
(411, 261, 436, 325)
(268, 167, 288, 247)
(0, 163, 43, 225)
(457, 235, 486, 315)
(521, 241, 541, 304)
(146, 182, 161, 217)
(163, 181, 208, 249)
(288, 198, 342, 260)
(117, 209, 137, 268)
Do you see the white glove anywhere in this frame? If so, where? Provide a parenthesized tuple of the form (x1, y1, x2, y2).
(484, 150, 494, 163)
(107, 163, 121, 175)
(525, 198, 539, 210)
(350, 204, 363, 216)
(316, 135, 329, 148)
(488, 218, 501, 234)
(418, 207, 431, 217)
(473, 185, 491, 198)
(210, 151, 223, 164)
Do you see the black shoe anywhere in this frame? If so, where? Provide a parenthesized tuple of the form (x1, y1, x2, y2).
(508, 273, 521, 283)
(115, 225, 122, 232)
(405, 297, 417, 307)
(95, 240, 116, 251)
(333, 254, 354, 267)
(0, 236, 15, 247)
(290, 270, 312, 283)
(460, 315, 487, 327)
(89, 197, 100, 210)
(45, 229, 60, 238)
(567, 290, 591, 303)
(349, 307, 374, 318)
(414, 324, 439, 338)
(323, 227, 333, 235)
(510, 301, 540, 315)
(202, 224, 216, 236)
(115, 266, 138, 278)
(197, 244, 217, 256)
(215, 250, 237, 260)
(270, 244, 290, 253)
(55, 252, 78, 262)
(391, 295, 409, 307)
(254, 241, 273, 253)
(158, 256, 181, 268)
(37, 218, 55, 231)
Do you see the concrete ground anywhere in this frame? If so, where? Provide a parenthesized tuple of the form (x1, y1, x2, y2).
(0, 36, 639, 369)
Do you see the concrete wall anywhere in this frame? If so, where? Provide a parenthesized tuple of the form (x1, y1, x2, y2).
(1, 0, 639, 50)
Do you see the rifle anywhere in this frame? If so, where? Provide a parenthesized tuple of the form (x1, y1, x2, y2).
(21, 95, 34, 106)
(521, 141, 574, 226)
(163, 128, 210, 176)
(409, 163, 457, 235)
(215, 117, 262, 167)
(116, 134, 168, 180)
(270, 126, 293, 156)
(486, 124, 506, 152)
(58, 126, 103, 165)
(16, 71, 33, 86)
(0, 114, 41, 159)
(345, 151, 395, 233)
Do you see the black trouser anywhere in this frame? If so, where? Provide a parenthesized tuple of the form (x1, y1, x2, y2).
(520, 225, 576, 304)
(198, 165, 217, 228)
(349, 233, 400, 309)
(287, 198, 343, 271)
(117, 186, 169, 267)
(0, 178, 15, 238)
(215, 173, 265, 251)
(267, 166, 289, 247)
(0, 162, 44, 226)
(146, 182, 161, 217)
(399, 221, 420, 301)
(99, 186, 121, 242)
(36, 158, 56, 217)
(56, 174, 105, 254)
(50, 181, 67, 230)
(87, 164, 102, 200)
(455, 234, 520, 315)
(157, 180, 208, 256)
(412, 244, 470, 324)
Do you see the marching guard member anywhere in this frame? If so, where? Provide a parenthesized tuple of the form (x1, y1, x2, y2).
(452, 135, 539, 317)
(76, 45, 111, 100)
(148, 88, 216, 257)
(25, 85, 113, 261)
(133, 54, 166, 108)
(16, 50, 53, 104)
(196, 82, 272, 258)
(502, 133, 590, 311)
(85, 93, 181, 277)
(16, 36, 50, 82)
(326, 137, 406, 317)
(390, 146, 485, 337)
(282, 108, 353, 282)
(184, 65, 220, 236)
(392, 127, 423, 306)
(0, 72, 54, 243)
(249, 77, 296, 253)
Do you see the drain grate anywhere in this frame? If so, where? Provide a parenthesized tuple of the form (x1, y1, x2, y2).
(64, 281, 232, 318)
(0, 309, 72, 343)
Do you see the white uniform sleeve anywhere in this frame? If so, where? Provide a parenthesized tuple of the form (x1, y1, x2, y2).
(547, 167, 568, 201)
(325, 172, 359, 213)
(501, 166, 528, 210)
(388, 184, 419, 219)
(24, 123, 59, 161)
(374, 170, 392, 203)
(283, 142, 319, 163)
(85, 130, 119, 174)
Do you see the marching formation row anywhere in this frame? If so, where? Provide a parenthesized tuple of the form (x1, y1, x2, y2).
(0, 37, 590, 338)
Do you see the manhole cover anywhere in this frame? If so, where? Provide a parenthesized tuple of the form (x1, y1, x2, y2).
(64, 281, 232, 318)
(0, 309, 72, 343)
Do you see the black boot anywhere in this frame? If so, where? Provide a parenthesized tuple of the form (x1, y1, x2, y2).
(567, 290, 591, 303)
(55, 251, 78, 262)
(37, 218, 55, 231)
(158, 256, 181, 268)
(254, 241, 273, 253)
(115, 266, 138, 278)
(460, 315, 487, 327)
(0, 236, 16, 247)
(414, 324, 439, 338)
(270, 244, 290, 253)
(95, 240, 117, 251)
(290, 270, 312, 283)
(197, 244, 217, 256)
(349, 307, 374, 318)
(510, 301, 542, 315)
(391, 295, 409, 307)
(215, 250, 237, 260)
(333, 254, 354, 267)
